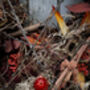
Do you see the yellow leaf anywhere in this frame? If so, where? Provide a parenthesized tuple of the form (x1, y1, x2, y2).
(52, 5, 69, 36)
(77, 72, 85, 89)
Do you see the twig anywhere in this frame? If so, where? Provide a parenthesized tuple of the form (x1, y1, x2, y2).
(10, 23, 43, 36)
(52, 37, 90, 90)
(5, 56, 36, 87)
(1, 61, 9, 76)
(0, 23, 13, 32)
(7, 0, 33, 50)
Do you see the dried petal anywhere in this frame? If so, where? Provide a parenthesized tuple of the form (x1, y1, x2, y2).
(67, 3, 90, 13)
(52, 5, 69, 36)
(13, 40, 21, 49)
(5, 39, 21, 53)
(5, 40, 13, 53)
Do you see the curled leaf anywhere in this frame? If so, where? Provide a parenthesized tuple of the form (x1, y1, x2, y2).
(52, 5, 69, 36)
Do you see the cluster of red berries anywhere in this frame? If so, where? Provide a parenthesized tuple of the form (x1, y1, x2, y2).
(78, 47, 90, 76)
(8, 53, 20, 72)
(78, 63, 88, 76)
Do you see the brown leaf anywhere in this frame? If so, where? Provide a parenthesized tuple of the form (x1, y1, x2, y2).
(67, 3, 90, 13)
(5, 40, 13, 53)
(13, 40, 21, 49)
(5, 40, 21, 53)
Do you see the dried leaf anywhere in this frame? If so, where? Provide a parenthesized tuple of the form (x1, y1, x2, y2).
(52, 5, 69, 36)
(76, 72, 85, 89)
(13, 40, 21, 49)
(5, 40, 21, 53)
(67, 3, 90, 13)
(5, 40, 13, 53)
(81, 12, 90, 25)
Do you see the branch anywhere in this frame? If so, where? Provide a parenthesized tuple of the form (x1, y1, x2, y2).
(7, 0, 33, 49)
(52, 37, 90, 90)
(10, 23, 44, 36)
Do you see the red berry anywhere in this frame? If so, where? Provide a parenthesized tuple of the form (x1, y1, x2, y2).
(81, 64, 85, 66)
(84, 70, 88, 76)
(82, 67, 86, 71)
(34, 76, 49, 90)
(78, 68, 82, 72)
